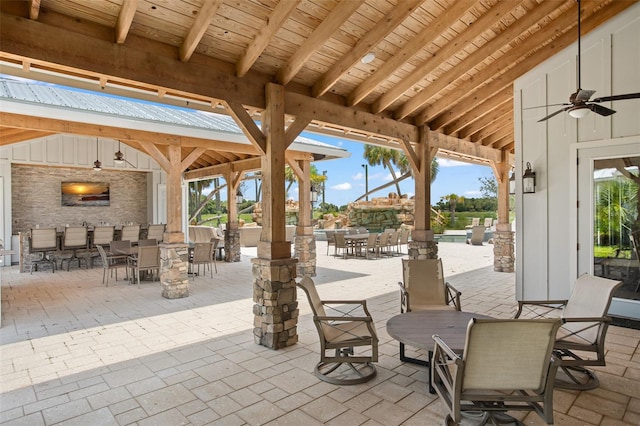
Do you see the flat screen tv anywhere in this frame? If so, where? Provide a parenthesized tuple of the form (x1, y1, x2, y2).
(61, 182, 110, 207)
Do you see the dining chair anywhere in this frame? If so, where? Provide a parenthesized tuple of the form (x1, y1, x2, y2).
(120, 224, 140, 244)
(60, 226, 89, 271)
(128, 245, 160, 288)
(146, 223, 165, 242)
(515, 273, 622, 390)
(297, 276, 378, 385)
(432, 318, 562, 425)
(188, 241, 215, 279)
(28, 227, 58, 273)
(398, 228, 410, 254)
(364, 233, 379, 259)
(324, 230, 336, 255)
(138, 239, 158, 247)
(90, 225, 114, 268)
(96, 244, 129, 286)
(333, 232, 349, 258)
(376, 232, 390, 257)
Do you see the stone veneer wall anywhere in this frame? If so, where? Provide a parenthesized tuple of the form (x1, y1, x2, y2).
(12, 164, 148, 233)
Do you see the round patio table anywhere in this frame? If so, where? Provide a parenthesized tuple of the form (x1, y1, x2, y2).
(386, 310, 492, 393)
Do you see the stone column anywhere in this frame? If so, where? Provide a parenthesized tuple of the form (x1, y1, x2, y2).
(225, 228, 241, 262)
(160, 243, 189, 299)
(408, 229, 438, 259)
(294, 226, 316, 277)
(493, 224, 514, 272)
(252, 257, 299, 349)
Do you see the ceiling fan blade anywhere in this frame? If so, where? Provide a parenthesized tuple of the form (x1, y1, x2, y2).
(592, 92, 640, 102)
(537, 107, 570, 122)
(575, 89, 595, 102)
(125, 159, 137, 168)
(523, 102, 571, 110)
(589, 103, 616, 116)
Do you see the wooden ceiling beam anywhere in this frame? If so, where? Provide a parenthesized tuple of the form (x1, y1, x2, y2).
(312, 0, 422, 98)
(416, 0, 630, 125)
(347, 0, 473, 106)
(115, 0, 138, 44)
(179, 0, 223, 62)
(28, 0, 40, 20)
(0, 112, 261, 155)
(430, 131, 502, 164)
(473, 118, 513, 145)
(372, 0, 518, 114)
(453, 101, 512, 138)
(276, 0, 364, 85)
(236, 0, 300, 78)
(484, 132, 514, 149)
(0, 127, 53, 145)
(184, 157, 261, 181)
(396, 0, 561, 120)
(466, 110, 513, 142)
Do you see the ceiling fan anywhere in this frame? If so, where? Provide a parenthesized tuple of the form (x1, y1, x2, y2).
(114, 140, 136, 168)
(536, 0, 640, 122)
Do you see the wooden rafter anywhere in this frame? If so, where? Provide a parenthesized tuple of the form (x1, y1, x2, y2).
(179, 0, 223, 62)
(115, 0, 138, 44)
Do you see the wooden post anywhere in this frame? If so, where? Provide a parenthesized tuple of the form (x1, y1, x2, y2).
(492, 150, 514, 272)
(165, 144, 185, 243)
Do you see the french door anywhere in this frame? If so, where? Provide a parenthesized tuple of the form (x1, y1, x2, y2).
(577, 141, 640, 320)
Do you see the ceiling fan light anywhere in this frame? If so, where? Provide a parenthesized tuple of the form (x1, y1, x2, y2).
(568, 106, 590, 119)
(93, 160, 102, 171)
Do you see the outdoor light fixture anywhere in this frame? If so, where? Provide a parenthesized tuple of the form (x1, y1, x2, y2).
(568, 105, 590, 119)
(361, 52, 375, 64)
(236, 189, 244, 204)
(509, 169, 516, 195)
(114, 141, 125, 165)
(522, 162, 536, 194)
(310, 185, 318, 204)
(93, 138, 102, 171)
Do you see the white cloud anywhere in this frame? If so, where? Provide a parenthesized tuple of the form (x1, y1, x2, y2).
(437, 158, 473, 167)
(464, 190, 482, 197)
(332, 182, 352, 191)
(353, 172, 364, 180)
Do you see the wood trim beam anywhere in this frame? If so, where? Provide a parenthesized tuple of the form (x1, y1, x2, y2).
(347, 1, 472, 106)
(471, 115, 513, 144)
(372, 0, 518, 114)
(284, 117, 311, 149)
(184, 157, 261, 181)
(276, 0, 364, 85)
(115, 0, 138, 44)
(225, 102, 267, 154)
(138, 140, 171, 172)
(454, 101, 512, 138)
(0, 112, 260, 154)
(28, 0, 40, 20)
(0, 127, 53, 145)
(312, 0, 422, 98)
(400, 138, 420, 175)
(180, 147, 206, 170)
(236, 0, 300, 77)
(179, 0, 223, 62)
(396, 0, 561, 119)
(430, 131, 502, 164)
(285, 154, 304, 181)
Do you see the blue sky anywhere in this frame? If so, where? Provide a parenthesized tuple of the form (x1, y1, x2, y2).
(278, 132, 496, 208)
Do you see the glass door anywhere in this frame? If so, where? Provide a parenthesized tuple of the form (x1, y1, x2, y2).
(578, 143, 640, 320)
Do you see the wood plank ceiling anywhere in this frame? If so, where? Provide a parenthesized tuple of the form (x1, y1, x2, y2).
(0, 0, 636, 172)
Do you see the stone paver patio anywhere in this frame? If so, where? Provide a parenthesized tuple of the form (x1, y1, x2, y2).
(1, 242, 639, 425)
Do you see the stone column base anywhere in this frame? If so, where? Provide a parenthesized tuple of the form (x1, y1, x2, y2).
(294, 227, 316, 277)
(225, 228, 241, 262)
(408, 240, 438, 259)
(160, 243, 189, 299)
(493, 230, 515, 272)
(252, 257, 299, 349)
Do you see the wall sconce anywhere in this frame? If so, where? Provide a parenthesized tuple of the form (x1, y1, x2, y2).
(310, 185, 318, 204)
(508, 169, 516, 195)
(522, 162, 536, 194)
(236, 189, 243, 204)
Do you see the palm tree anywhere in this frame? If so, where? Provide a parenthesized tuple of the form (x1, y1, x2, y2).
(441, 193, 465, 226)
(360, 145, 439, 201)
(284, 164, 327, 198)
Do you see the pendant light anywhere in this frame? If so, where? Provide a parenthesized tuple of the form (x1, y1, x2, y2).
(93, 138, 102, 171)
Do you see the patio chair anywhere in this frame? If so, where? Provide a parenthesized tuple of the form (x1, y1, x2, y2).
(89, 225, 114, 268)
(466, 225, 485, 245)
(398, 228, 410, 254)
(376, 231, 391, 257)
(465, 217, 480, 229)
(146, 223, 165, 242)
(60, 226, 89, 271)
(188, 241, 216, 279)
(334, 232, 349, 258)
(28, 227, 58, 273)
(483, 217, 493, 228)
(297, 276, 378, 385)
(128, 245, 160, 288)
(96, 244, 129, 286)
(432, 318, 562, 426)
(398, 258, 462, 364)
(138, 239, 158, 246)
(121, 224, 140, 244)
(325, 230, 336, 255)
(364, 233, 379, 259)
(515, 273, 622, 390)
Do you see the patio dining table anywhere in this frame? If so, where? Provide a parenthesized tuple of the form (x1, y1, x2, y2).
(344, 233, 369, 257)
(387, 310, 492, 393)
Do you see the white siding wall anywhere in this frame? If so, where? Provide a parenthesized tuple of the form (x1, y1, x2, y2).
(514, 3, 640, 300)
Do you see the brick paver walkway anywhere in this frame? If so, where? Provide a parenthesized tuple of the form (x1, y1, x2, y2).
(1, 242, 639, 425)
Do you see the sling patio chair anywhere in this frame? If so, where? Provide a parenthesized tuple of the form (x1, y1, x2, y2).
(515, 273, 622, 390)
(297, 276, 378, 385)
(60, 226, 89, 271)
(128, 245, 160, 288)
(96, 245, 129, 286)
(188, 240, 216, 279)
(397, 258, 461, 364)
(432, 318, 562, 426)
(28, 227, 58, 273)
(146, 223, 165, 242)
(466, 225, 485, 245)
